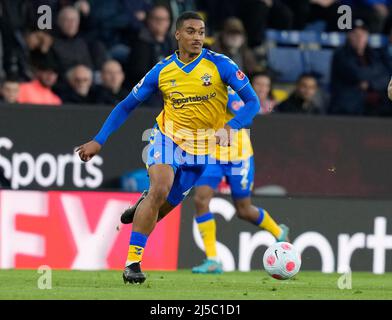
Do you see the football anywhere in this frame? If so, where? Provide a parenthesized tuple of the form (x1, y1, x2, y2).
(263, 242, 301, 280)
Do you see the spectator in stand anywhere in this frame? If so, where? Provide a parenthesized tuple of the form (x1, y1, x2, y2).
(211, 18, 260, 75)
(25, 31, 54, 55)
(95, 60, 128, 105)
(330, 19, 391, 116)
(282, 0, 340, 31)
(157, 0, 197, 32)
(17, 55, 62, 106)
(197, 0, 240, 33)
(86, 0, 152, 53)
(58, 64, 97, 104)
(0, 0, 35, 80)
(380, 24, 392, 71)
(250, 72, 278, 114)
(239, 0, 293, 48)
(275, 73, 327, 114)
(126, 5, 176, 87)
(29, 1, 91, 26)
(342, 0, 392, 33)
(0, 77, 20, 104)
(51, 6, 107, 77)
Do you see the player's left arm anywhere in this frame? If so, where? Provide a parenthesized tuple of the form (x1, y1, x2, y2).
(217, 57, 260, 130)
(227, 83, 260, 129)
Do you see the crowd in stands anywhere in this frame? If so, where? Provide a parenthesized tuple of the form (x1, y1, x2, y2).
(1, 0, 392, 116)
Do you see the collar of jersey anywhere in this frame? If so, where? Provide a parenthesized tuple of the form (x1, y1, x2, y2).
(174, 48, 206, 73)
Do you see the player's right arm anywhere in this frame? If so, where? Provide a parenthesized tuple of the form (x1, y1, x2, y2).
(76, 65, 160, 162)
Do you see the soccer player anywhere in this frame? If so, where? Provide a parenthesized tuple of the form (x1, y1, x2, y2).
(76, 12, 260, 284)
(191, 87, 289, 274)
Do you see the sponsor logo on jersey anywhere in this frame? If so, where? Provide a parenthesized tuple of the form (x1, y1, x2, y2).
(236, 70, 246, 81)
(170, 91, 217, 109)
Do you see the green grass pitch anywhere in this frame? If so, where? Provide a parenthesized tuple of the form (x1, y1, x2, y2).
(0, 270, 391, 300)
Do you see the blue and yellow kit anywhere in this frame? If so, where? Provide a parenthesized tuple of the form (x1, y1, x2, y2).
(93, 48, 260, 205)
(131, 48, 257, 155)
(195, 88, 256, 199)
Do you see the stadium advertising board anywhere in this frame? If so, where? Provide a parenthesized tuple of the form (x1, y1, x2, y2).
(1, 190, 391, 274)
(1, 104, 392, 197)
(0, 104, 159, 190)
(178, 196, 392, 274)
(0, 190, 181, 270)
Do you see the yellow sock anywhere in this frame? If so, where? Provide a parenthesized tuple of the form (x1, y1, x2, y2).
(127, 245, 145, 264)
(257, 208, 282, 239)
(126, 231, 148, 265)
(196, 212, 217, 259)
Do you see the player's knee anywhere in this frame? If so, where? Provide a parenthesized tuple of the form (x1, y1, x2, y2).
(149, 184, 171, 205)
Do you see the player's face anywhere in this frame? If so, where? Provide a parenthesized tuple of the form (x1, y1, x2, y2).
(176, 19, 205, 56)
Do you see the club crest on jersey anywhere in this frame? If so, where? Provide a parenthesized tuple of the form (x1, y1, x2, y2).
(201, 73, 212, 86)
(170, 79, 177, 87)
(236, 70, 245, 80)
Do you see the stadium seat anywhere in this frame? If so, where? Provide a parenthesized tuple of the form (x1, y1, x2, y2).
(299, 31, 320, 45)
(266, 29, 280, 43)
(369, 34, 388, 48)
(303, 49, 334, 86)
(319, 32, 346, 47)
(266, 29, 388, 86)
(266, 30, 319, 46)
(267, 47, 305, 82)
(267, 29, 388, 49)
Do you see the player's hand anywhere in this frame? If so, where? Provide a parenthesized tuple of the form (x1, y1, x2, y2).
(388, 77, 392, 101)
(215, 124, 233, 147)
(75, 140, 101, 162)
